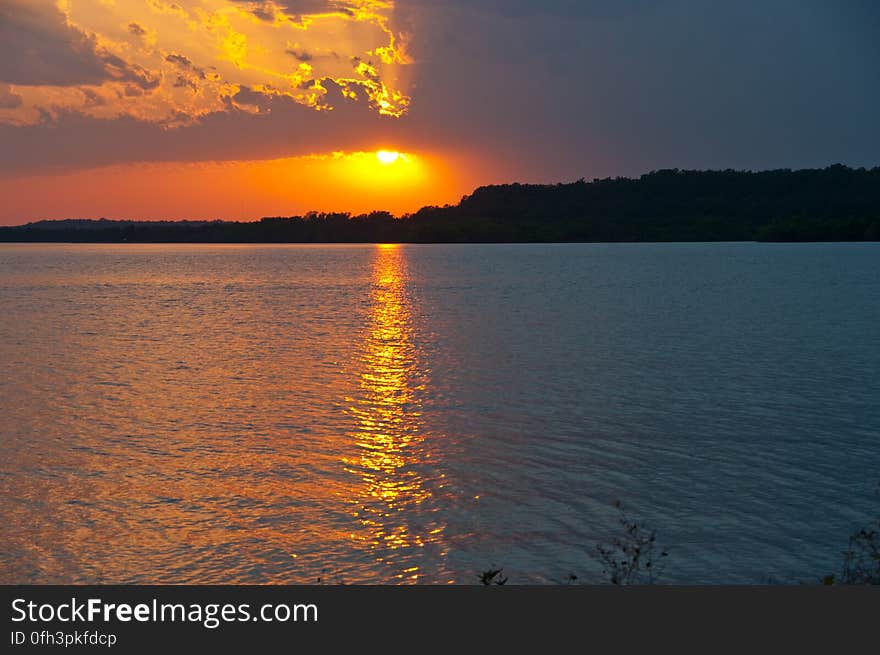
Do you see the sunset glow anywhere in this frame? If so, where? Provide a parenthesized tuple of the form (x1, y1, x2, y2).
(1, 2, 876, 225)
(0, 150, 465, 220)
(376, 150, 401, 165)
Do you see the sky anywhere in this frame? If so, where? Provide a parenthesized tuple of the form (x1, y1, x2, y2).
(0, 0, 878, 224)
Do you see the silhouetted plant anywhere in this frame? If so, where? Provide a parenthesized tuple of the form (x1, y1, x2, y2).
(477, 487, 879, 586)
(839, 523, 880, 584)
(824, 486, 880, 585)
(593, 501, 668, 585)
(479, 568, 508, 586)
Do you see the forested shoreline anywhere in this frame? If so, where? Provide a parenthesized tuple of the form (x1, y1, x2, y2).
(3, 165, 878, 243)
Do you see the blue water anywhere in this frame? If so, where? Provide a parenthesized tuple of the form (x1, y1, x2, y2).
(0, 242, 878, 583)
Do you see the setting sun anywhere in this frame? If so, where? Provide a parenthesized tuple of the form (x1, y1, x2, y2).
(377, 151, 402, 165)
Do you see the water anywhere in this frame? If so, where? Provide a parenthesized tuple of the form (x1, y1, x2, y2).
(0, 242, 878, 584)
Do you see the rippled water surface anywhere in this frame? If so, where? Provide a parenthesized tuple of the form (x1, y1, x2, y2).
(1, 243, 878, 584)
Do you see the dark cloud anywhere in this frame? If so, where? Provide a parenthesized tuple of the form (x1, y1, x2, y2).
(233, 1, 345, 21)
(227, 85, 273, 111)
(165, 53, 207, 80)
(166, 54, 194, 68)
(287, 49, 314, 62)
(243, 4, 277, 22)
(0, 0, 112, 86)
(123, 84, 147, 98)
(102, 54, 161, 91)
(402, 0, 658, 20)
(173, 76, 197, 91)
(0, 0, 161, 90)
(272, 1, 352, 14)
(0, 89, 394, 175)
(0, 84, 22, 109)
(127, 22, 148, 37)
(80, 88, 105, 108)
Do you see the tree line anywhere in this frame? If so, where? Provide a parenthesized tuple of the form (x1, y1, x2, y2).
(2, 164, 878, 243)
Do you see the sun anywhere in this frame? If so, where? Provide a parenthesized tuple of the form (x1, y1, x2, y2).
(376, 150, 401, 165)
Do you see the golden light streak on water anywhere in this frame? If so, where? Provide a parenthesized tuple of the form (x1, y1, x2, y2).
(342, 245, 445, 582)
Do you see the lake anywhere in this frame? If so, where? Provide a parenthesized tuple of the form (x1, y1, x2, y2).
(0, 242, 878, 584)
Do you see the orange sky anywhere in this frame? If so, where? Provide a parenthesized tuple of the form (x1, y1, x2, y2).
(0, 2, 501, 223)
(0, 150, 478, 221)
(0, 1, 444, 222)
(3, 2, 877, 225)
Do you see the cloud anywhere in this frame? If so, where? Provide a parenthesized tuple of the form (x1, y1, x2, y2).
(0, 84, 22, 109)
(235, 1, 338, 18)
(401, 0, 657, 20)
(287, 48, 315, 62)
(128, 22, 149, 37)
(0, 0, 411, 127)
(2, 0, 877, 186)
(0, 0, 126, 86)
(0, 84, 402, 176)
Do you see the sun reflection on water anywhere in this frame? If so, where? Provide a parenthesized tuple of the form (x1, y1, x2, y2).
(342, 245, 445, 581)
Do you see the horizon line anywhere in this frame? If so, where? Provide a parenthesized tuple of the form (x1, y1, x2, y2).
(2, 162, 877, 228)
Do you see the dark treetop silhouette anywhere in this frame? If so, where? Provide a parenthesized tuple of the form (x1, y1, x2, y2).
(2, 165, 878, 243)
